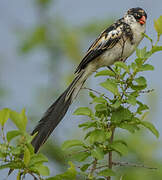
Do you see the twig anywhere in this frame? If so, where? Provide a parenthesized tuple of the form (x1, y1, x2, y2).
(112, 161, 157, 170)
(89, 159, 97, 178)
(82, 87, 110, 100)
(126, 89, 154, 94)
(139, 89, 154, 94)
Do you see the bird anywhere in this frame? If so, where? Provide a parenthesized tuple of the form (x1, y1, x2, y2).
(31, 7, 147, 153)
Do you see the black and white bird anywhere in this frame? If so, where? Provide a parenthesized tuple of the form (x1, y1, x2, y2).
(31, 7, 147, 153)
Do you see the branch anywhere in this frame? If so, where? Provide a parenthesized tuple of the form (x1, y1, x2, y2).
(89, 159, 97, 178)
(82, 87, 110, 100)
(112, 161, 157, 170)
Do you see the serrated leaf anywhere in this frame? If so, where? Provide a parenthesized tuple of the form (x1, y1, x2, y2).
(95, 70, 115, 77)
(98, 168, 116, 176)
(73, 107, 93, 117)
(0, 108, 10, 127)
(24, 147, 31, 166)
(100, 79, 119, 95)
(140, 121, 159, 138)
(89, 129, 106, 144)
(115, 61, 130, 73)
(139, 64, 154, 71)
(7, 130, 21, 142)
(154, 16, 162, 37)
(62, 140, 84, 150)
(91, 147, 104, 160)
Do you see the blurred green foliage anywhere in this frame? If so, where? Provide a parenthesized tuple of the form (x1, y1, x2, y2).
(0, 0, 161, 179)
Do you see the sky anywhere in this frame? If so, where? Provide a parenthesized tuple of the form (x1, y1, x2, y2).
(0, 0, 161, 179)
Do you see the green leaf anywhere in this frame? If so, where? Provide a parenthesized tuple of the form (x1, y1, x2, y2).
(46, 162, 76, 180)
(79, 121, 97, 130)
(89, 92, 96, 99)
(92, 96, 107, 104)
(35, 164, 50, 176)
(24, 147, 31, 166)
(72, 151, 90, 162)
(7, 130, 21, 142)
(126, 95, 137, 106)
(98, 168, 116, 176)
(89, 129, 106, 144)
(136, 47, 147, 59)
(135, 76, 147, 86)
(73, 107, 93, 117)
(62, 140, 84, 150)
(139, 64, 154, 71)
(154, 16, 162, 38)
(95, 70, 115, 77)
(0, 162, 22, 170)
(110, 142, 128, 156)
(119, 123, 139, 133)
(140, 121, 159, 138)
(0, 108, 10, 127)
(152, 46, 162, 53)
(111, 107, 132, 123)
(111, 100, 121, 108)
(29, 153, 48, 166)
(137, 101, 149, 114)
(95, 104, 108, 112)
(9, 109, 28, 131)
(115, 61, 130, 73)
(100, 79, 119, 95)
(131, 62, 137, 71)
(91, 147, 104, 160)
(80, 163, 91, 172)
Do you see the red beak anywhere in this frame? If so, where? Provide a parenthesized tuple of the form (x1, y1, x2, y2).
(139, 16, 146, 25)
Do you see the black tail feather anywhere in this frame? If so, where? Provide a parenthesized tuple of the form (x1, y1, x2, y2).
(31, 71, 85, 153)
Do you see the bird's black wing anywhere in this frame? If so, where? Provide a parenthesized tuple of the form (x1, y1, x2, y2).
(75, 19, 125, 73)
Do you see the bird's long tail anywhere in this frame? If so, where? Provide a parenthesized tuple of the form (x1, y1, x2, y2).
(31, 70, 88, 153)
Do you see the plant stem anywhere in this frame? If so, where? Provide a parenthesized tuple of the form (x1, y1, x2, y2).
(107, 128, 115, 180)
(89, 158, 97, 178)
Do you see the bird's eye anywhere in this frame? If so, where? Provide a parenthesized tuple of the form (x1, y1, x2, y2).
(137, 14, 142, 19)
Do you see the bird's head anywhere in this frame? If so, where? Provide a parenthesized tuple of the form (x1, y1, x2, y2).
(124, 7, 147, 26)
